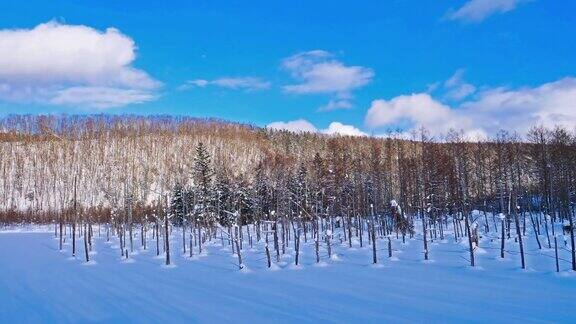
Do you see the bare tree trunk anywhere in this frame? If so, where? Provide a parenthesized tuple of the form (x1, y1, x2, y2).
(129, 221, 133, 253)
(143, 221, 147, 250)
(293, 223, 301, 266)
(347, 215, 352, 248)
(465, 212, 475, 267)
(554, 235, 560, 272)
(273, 221, 280, 262)
(569, 212, 576, 271)
(235, 226, 243, 270)
(72, 176, 78, 258)
(500, 217, 505, 259)
(542, 214, 551, 249)
(422, 211, 428, 261)
(281, 217, 286, 255)
(197, 225, 202, 255)
(371, 220, 377, 264)
(315, 228, 320, 264)
(188, 232, 197, 258)
(358, 216, 363, 248)
(121, 225, 125, 257)
(88, 221, 92, 252)
(72, 219, 76, 257)
(513, 209, 525, 269)
(59, 216, 63, 251)
(182, 222, 186, 255)
(265, 233, 271, 268)
(83, 222, 89, 262)
(529, 213, 542, 249)
(164, 214, 170, 266)
(327, 231, 332, 258)
(155, 219, 160, 256)
(247, 224, 253, 249)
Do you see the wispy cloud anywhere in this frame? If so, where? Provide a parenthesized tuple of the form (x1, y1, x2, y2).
(448, 0, 522, 23)
(49, 86, 157, 110)
(179, 77, 270, 91)
(318, 98, 353, 112)
(443, 69, 476, 101)
(281, 50, 373, 111)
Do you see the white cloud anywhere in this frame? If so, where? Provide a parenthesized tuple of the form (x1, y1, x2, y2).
(323, 122, 366, 136)
(365, 93, 481, 138)
(365, 77, 576, 139)
(461, 77, 576, 134)
(448, 0, 521, 22)
(184, 80, 209, 88)
(318, 98, 353, 112)
(266, 119, 318, 133)
(50, 87, 157, 110)
(266, 119, 366, 137)
(180, 77, 270, 91)
(282, 51, 373, 94)
(0, 21, 160, 109)
(443, 69, 476, 101)
(282, 50, 373, 110)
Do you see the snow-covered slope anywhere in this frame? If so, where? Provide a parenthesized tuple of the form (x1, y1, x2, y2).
(0, 228, 574, 323)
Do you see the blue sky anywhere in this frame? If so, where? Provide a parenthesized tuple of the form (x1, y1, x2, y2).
(0, 0, 575, 137)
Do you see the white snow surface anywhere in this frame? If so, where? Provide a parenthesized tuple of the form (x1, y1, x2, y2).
(0, 224, 575, 323)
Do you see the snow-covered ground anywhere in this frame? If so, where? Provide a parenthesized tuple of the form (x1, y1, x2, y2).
(1, 225, 575, 323)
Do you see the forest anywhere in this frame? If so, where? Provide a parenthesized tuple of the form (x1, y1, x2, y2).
(1, 114, 575, 273)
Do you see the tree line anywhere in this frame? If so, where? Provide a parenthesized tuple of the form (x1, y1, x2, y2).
(1, 115, 575, 271)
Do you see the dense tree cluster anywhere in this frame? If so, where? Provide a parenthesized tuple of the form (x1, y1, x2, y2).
(1, 115, 575, 270)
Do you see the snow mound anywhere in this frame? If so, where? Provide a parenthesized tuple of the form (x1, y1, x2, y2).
(314, 261, 329, 268)
(82, 260, 98, 266)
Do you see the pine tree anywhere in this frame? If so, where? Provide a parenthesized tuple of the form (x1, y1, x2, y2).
(214, 171, 233, 226)
(170, 183, 185, 225)
(194, 142, 214, 224)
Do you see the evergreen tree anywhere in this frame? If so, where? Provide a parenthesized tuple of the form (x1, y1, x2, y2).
(214, 170, 233, 226)
(254, 162, 272, 219)
(170, 183, 185, 225)
(194, 142, 214, 225)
